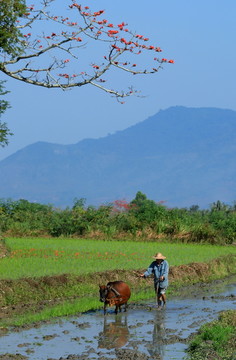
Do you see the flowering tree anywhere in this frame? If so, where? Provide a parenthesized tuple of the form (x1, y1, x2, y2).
(0, 0, 174, 102)
(112, 199, 135, 212)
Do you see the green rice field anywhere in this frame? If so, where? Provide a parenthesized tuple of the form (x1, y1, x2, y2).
(2, 237, 236, 280)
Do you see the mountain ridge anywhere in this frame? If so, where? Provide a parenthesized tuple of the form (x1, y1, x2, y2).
(0, 106, 235, 208)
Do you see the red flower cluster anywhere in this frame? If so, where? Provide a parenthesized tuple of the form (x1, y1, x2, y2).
(58, 73, 70, 78)
(112, 199, 136, 212)
(161, 58, 175, 63)
(93, 10, 105, 16)
(108, 30, 119, 35)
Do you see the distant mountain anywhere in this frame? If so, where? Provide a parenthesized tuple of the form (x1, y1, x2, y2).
(0, 106, 236, 208)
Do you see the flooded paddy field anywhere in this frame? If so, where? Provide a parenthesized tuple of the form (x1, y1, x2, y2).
(0, 276, 235, 360)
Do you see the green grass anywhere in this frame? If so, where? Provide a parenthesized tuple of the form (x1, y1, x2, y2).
(2, 237, 236, 279)
(187, 310, 236, 359)
(190, 325, 233, 351)
(4, 298, 103, 327)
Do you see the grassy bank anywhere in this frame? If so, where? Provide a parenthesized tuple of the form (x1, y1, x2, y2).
(187, 310, 236, 360)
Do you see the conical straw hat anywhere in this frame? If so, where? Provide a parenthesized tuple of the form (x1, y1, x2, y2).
(152, 252, 166, 260)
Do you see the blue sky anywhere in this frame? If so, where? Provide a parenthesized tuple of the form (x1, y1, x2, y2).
(1, 0, 236, 161)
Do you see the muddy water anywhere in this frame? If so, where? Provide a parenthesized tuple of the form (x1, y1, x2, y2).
(0, 277, 235, 360)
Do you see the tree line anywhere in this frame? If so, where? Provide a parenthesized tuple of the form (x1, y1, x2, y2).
(0, 192, 235, 244)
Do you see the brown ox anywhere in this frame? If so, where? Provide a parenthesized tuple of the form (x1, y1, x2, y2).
(99, 281, 131, 315)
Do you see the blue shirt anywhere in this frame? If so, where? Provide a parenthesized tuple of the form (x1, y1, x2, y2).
(144, 260, 169, 288)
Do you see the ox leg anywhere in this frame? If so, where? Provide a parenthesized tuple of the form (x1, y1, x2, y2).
(124, 303, 127, 312)
(115, 306, 118, 315)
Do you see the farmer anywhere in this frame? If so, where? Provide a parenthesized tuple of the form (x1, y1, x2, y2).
(140, 252, 169, 308)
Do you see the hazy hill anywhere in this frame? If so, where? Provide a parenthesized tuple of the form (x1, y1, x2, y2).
(0, 106, 236, 208)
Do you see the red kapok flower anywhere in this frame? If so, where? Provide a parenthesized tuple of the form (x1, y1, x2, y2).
(108, 30, 119, 35)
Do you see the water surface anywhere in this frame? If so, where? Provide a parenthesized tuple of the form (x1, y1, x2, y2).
(0, 277, 235, 360)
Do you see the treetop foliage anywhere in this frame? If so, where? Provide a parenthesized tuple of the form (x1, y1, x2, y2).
(0, 0, 27, 57)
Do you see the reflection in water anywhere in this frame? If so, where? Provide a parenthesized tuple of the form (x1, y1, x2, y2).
(147, 309, 166, 360)
(98, 315, 129, 349)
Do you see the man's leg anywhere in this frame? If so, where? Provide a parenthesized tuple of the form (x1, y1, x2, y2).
(157, 295, 162, 307)
(157, 288, 162, 307)
(160, 288, 166, 307)
(161, 293, 166, 307)
(155, 282, 161, 307)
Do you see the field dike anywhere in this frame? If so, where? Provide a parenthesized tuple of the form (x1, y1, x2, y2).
(0, 252, 236, 330)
